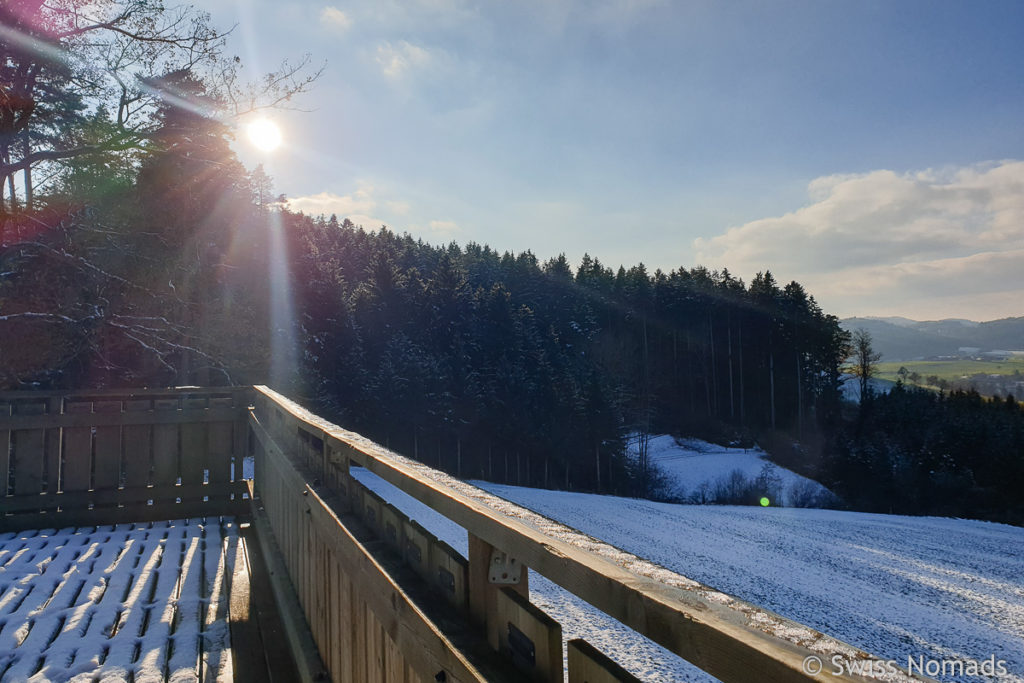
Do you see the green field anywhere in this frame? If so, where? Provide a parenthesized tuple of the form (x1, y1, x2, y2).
(875, 358, 1024, 383)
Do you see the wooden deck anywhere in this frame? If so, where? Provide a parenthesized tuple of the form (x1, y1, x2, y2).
(0, 519, 236, 682)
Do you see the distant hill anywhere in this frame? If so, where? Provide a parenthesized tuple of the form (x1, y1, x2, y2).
(840, 316, 1024, 360)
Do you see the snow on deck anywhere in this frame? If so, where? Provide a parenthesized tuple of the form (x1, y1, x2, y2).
(0, 519, 238, 683)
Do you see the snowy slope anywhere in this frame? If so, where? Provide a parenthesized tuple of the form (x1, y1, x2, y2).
(632, 434, 833, 506)
(353, 467, 1024, 683)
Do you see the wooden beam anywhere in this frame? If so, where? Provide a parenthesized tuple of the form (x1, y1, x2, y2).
(0, 406, 245, 431)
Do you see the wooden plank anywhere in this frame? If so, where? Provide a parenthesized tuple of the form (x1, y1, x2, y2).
(431, 539, 469, 612)
(61, 401, 93, 493)
(0, 495, 250, 532)
(380, 502, 407, 554)
(43, 397, 61, 494)
(123, 399, 153, 488)
(240, 520, 307, 682)
(402, 518, 434, 582)
(248, 487, 331, 683)
(180, 397, 208, 485)
(0, 480, 247, 515)
(227, 526, 272, 683)
(11, 401, 46, 496)
(495, 587, 562, 682)
(0, 405, 245, 431)
(208, 397, 234, 484)
(567, 639, 643, 683)
(0, 386, 252, 401)
(91, 400, 122, 489)
(152, 399, 180, 486)
(252, 386, 903, 683)
(0, 402, 10, 496)
(363, 487, 384, 535)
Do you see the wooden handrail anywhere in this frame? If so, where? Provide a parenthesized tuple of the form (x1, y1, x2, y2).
(251, 385, 929, 683)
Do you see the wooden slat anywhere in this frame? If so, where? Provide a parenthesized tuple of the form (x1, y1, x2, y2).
(0, 402, 10, 496)
(43, 397, 61, 494)
(208, 397, 234, 484)
(495, 587, 563, 682)
(431, 539, 469, 612)
(91, 400, 122, 489)
(61, 401, 93, 492)
(152, 399, 180, 486)
(253, 385, 917, 683)
(402, 518, 434, 582)
(123, 399, 152, 488)
(180, 398, 208, 485)
(567, 639, 643, 683)
(11, 401, 46, 496)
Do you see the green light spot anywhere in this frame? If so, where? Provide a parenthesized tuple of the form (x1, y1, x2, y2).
(759, 497, 770, 507)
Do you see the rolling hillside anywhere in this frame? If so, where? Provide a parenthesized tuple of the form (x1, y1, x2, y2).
(841, 316, 1024, 360)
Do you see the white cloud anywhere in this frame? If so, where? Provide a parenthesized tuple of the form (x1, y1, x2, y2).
(375, 40, 434, 79)
(428, 219, 460, 235)
(320, 6, 352, 31)
(287, 185, 384, 227)
(693, 161, 1024, 319)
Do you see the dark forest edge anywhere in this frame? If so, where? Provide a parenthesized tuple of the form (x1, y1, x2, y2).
(2, 1, 1021, 526)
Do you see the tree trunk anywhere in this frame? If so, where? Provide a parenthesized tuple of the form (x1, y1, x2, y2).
(595, 442, 601, 490)
(769, 350, 776, 431)
(22, 136, 32, 210)
(727, 321, 735, 420)
(738, 321, 745, 426)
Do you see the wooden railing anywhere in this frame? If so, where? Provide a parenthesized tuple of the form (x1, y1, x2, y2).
(0, 386, 929, 682)
(0, 387, 251, 530)
(249, 386, 929, 683)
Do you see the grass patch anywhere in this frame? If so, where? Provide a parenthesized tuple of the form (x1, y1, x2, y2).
(875, 358, 1024, 383)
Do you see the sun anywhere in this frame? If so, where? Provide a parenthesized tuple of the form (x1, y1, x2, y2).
(246, 118, 282, 152)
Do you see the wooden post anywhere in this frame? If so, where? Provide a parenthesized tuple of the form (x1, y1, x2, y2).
(468, 533, 528, 651)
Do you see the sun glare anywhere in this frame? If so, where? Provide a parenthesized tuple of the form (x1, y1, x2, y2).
(246, 118, 282, 151)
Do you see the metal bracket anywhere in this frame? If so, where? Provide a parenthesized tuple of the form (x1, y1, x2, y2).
(488, 549, 522, 584)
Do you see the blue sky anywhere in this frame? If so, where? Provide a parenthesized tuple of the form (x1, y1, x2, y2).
(211, 0, 1024, 321)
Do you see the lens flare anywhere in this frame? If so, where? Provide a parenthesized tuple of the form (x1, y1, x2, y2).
(246, 118, 282, 151)
(760, 497, 771, 507)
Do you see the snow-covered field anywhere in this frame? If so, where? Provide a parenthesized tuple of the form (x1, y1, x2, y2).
(632, 434, 833, 506)
(0, 519, 237, 682)
(354, 468, 1024, 683)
